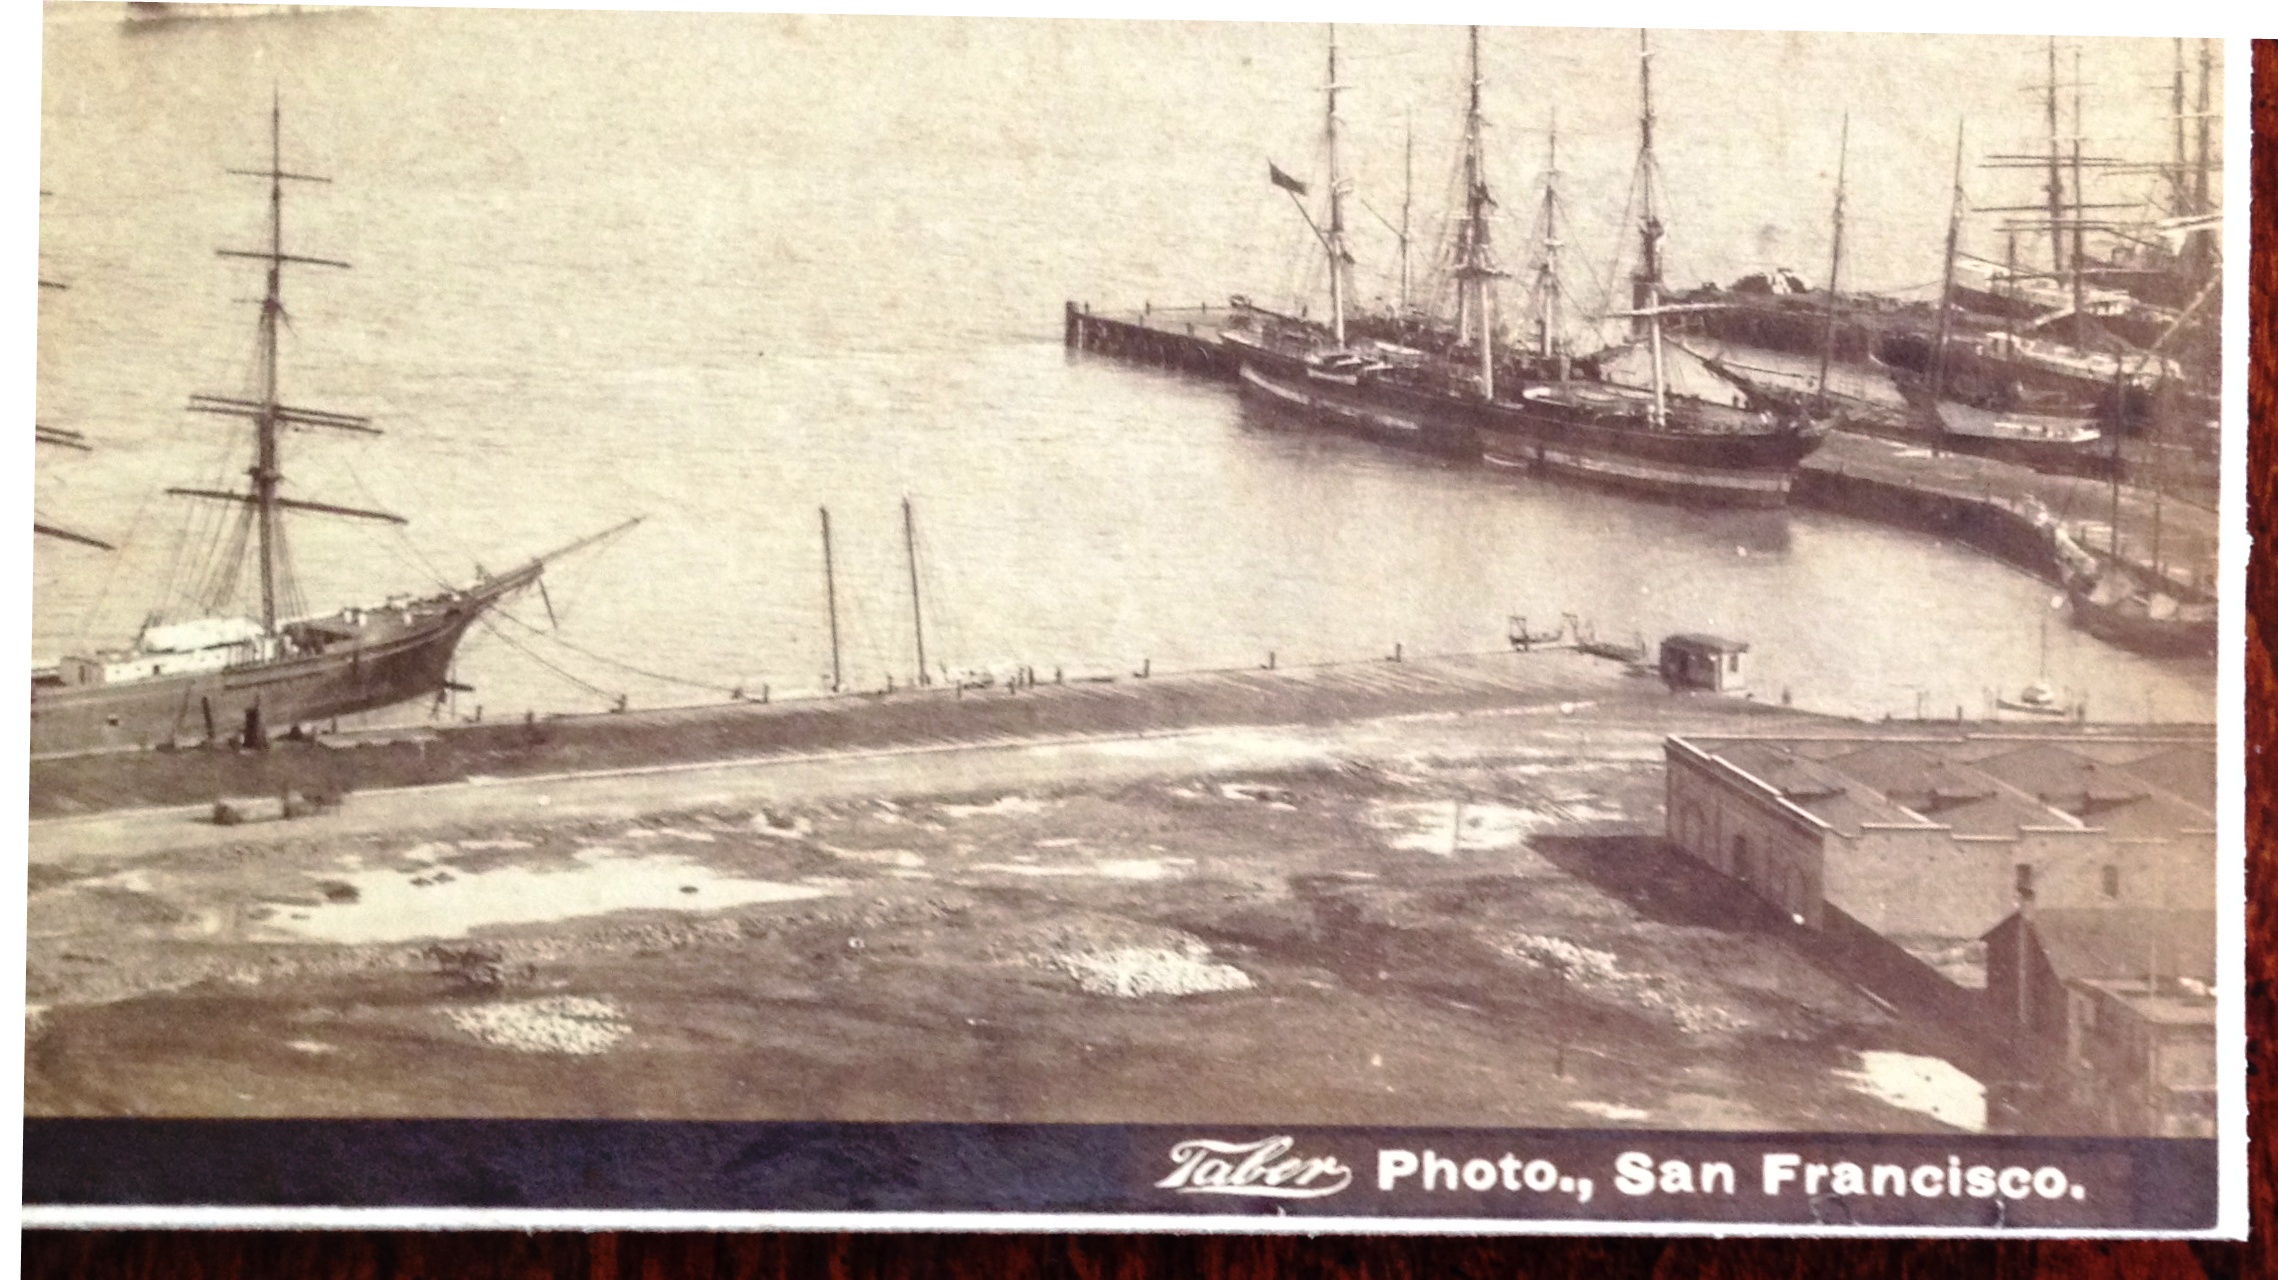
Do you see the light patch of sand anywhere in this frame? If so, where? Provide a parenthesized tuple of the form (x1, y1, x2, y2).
(286, 1039, 336, 1055)
(1219, 782, 1296, 807)
(1494, 932, 1745, 1035)
(1052, 945, 1253, 999)
(457, 838, 535, 852)
(1568, 1100, 1651, 1122)
(446, 996, 629, 1055)
(70, 869, 156, 894)
(826, 846, 927, 869)
(615, 819, 710, 842)
(749, 813, 814, 840)
(1842, 1051, 1986, 1132)
(938, 795, 1052, 819)
(253, 848, 833, 945)
(972, 857, 1193, 882)
(1369, 801, 1552, 855)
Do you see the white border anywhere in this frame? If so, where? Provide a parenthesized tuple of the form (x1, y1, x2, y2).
(6, 0, 2254, 1242)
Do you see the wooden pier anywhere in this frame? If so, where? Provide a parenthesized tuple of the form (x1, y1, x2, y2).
(31, 647, 1760, 820)
(1062, 298, 2217, 604)
(1064, 301, 1238, 378)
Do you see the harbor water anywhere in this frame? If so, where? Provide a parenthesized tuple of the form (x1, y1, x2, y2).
(33, 8, 2214, 727)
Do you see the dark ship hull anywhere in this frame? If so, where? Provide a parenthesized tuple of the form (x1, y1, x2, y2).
(1885, 378, 2116, 479)
(30, 562, 538, 758)
(2066, 574, 2218, 659)
(1231, 335, 1821, 507)
(1234, 348, 1482, 458)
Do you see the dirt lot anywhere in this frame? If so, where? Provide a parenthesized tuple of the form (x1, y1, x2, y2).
(26, 695, 1981, 1133)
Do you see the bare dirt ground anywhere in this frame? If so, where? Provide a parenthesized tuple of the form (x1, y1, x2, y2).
(25, 683, 1981, 1133)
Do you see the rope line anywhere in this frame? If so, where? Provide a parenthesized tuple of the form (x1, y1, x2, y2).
(473, 614, 621, 703)
(491, 605, 743, 695)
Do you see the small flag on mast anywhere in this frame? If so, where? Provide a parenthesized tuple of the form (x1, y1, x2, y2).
(1268, 162, 1309, 196)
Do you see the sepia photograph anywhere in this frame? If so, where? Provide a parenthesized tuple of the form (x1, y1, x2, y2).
(19, 2, 2240, 1232)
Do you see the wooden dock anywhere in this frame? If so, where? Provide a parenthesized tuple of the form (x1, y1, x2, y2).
(1064, 301, 1238, 378)
(1062, 298, 2218, 602)
(31, 647, 1785, 820)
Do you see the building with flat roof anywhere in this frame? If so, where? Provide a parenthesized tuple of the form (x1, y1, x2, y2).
(1663, 731, 2215, 940)
(1663, 728, 2216, 1134)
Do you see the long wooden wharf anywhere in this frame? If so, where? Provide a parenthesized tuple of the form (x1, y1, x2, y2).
(1064, 301, 1237, 377)
(1062, 298, 2218, 601)
(30, 648, 1794, 820)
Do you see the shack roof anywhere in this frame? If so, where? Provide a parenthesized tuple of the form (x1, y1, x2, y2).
(2114, 743, 2219, 811)
(1662, 633, 1749, 655)
(1986, 907, 2218, 985)
(1968, 743, 2151, 809)
(1682, 739, 1927, 836)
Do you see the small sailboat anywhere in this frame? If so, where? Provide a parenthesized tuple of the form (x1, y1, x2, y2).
(1996, 679, 2075, 718)
(1996, 602, 2077, 717)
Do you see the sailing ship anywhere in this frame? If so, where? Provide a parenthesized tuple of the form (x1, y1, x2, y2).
(1220, 28, 1823, 506)
(29, 103, 637, 758)
(1872, 120, 2117, 478)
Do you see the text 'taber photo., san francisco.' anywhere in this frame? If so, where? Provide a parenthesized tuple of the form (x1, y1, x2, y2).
(25, 3, 2233, 1228)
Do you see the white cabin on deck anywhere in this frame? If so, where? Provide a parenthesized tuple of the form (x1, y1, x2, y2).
(54, 616, 278, 688)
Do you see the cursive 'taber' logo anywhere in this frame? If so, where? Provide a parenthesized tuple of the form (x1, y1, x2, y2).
(1154, 1136, 1354, 1199)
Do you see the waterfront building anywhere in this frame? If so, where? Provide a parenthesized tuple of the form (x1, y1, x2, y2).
(1661, 731, 2215, 939)
(1658, 635, 1750, 693)
(1983, 907, 2218, 1136)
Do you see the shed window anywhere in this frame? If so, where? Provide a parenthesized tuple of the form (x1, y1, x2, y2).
(2015, 863, 2036, 902)
(2101, 865, 2121, 899)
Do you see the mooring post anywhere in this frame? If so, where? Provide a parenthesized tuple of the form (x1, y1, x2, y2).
(1063, 300, 1079, 348)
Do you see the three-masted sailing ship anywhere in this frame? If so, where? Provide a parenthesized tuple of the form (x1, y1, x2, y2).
(30, 104, 636, 758)
(1219, 28, 1824, 507)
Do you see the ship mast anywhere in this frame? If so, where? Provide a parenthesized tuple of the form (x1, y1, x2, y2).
(1634, 30, 1667, 427)
(1928, 120, 1967, 437)
(2169, 40, 2190, 229)
(1399, 111, 1413, 320)
(2189, 38, 2214, 287)
(1324, 25, 1350, 347)
(170, 97, 400, 633)
(2068, 47, 2087, 350)
(1453, 25, 1502, 400)
(1535, 110, 1566, 374)
(1815, 113, 1849, 412)
(2042, 38, 2065, 280)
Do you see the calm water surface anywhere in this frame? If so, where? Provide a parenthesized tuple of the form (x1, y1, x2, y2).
(32, 8, 2214, 725)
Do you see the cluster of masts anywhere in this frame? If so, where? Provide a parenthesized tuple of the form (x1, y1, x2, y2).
(1294, 27, 1687, 427)
(1278, 29, 2218, 427)
(1975, 37, 2222, 350)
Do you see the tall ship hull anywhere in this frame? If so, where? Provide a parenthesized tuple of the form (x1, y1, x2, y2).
(1232, 341, 1479, 458)
(1473, 383, 1820, 508)
(30, 566, 536, 759)
(1229, 331, 1820, 507)
(1884, 377, 2114, 478)
(2065, 577, 2218, 658)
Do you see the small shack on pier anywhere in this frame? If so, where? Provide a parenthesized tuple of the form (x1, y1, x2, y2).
(1660, 633, 1749, 692)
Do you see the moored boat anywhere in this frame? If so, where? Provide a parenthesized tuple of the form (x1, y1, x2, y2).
(29, 103, 639, 758)
(1222, 28, 1821, 506)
